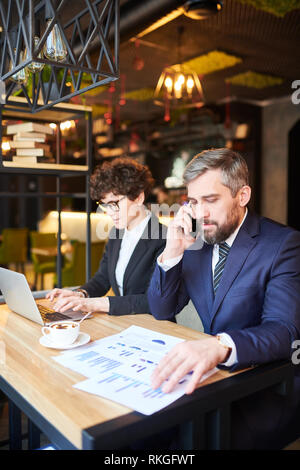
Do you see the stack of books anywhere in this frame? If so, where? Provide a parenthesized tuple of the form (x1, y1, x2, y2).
(7, 122, 54, 164)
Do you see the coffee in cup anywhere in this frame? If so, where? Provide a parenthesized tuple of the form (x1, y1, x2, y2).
(42, 320, 80, 346)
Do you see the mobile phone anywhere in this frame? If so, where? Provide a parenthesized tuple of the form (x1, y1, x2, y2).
(183, 201, 199, 238)
(189, 215, 200, 238)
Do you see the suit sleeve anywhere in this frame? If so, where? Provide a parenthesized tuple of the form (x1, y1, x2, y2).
(108, 240, 166, 315)
(79, 241, 111, 297)
(148, 257, 190, 320)
(108, 293, 148, 315)
(225, 230, 300, 371)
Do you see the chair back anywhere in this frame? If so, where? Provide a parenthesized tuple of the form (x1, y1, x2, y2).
(0, 228, 28, 264)
(30, 232, 57, 265)
(61, 241, 106, 287)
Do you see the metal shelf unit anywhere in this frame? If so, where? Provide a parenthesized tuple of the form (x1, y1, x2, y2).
(0, 98, 93, 287)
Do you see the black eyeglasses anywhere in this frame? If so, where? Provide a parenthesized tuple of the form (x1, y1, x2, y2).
(96, 196, 127, 213)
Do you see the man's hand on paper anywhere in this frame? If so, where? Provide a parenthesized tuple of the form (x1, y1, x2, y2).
(151, 337, 228, 394)
(51, 295, 110, 314)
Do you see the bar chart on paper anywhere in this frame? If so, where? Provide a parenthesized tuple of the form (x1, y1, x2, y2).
(54, 325, 217, 415)
(73, 368, 188, 415)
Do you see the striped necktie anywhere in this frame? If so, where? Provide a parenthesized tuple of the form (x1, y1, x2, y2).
(213, 242, 230, 294)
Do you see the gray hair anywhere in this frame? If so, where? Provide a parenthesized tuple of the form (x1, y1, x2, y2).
(183, 148, 249, 196)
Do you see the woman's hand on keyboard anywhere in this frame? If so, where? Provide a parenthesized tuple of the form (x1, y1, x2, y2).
(53, 296, 109, 314)
(46, 288, 83, 302)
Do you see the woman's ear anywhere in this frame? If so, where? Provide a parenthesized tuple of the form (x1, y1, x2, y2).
(136, 191, 145, 205)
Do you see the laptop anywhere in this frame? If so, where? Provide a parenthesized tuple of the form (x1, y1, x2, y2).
(0, 267, 86, 326)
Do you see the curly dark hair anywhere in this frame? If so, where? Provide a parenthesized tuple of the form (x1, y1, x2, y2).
(90, 157, 155, 201)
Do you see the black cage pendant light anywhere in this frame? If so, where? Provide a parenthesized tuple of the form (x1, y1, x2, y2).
(0, 0, 119, 112)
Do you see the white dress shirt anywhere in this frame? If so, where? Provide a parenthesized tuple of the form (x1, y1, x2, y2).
(158, 208, 248, 367)
(115, 211, 151, 296)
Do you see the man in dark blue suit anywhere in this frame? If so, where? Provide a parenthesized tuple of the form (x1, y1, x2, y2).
(148, 148, 300, 448)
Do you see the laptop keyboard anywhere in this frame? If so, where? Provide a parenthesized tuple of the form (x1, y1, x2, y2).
(37, 303, 70, 323)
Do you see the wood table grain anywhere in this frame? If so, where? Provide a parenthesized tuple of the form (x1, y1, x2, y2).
(0, 302, 293, 449)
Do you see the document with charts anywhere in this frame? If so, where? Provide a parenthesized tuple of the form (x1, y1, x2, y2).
(53, 325, 217, 415)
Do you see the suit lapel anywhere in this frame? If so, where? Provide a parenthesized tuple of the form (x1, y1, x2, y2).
(209, 212, 260, 326)
(110, 229, 123, 296)
(122, 240, 148, 293)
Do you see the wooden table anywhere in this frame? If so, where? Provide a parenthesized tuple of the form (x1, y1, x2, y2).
(0, 303, 294, 450)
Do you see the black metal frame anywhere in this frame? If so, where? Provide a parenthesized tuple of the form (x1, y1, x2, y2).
(0, 100, 93, 286)
(0, 360, 294, 450)
(0, 0, 119, 113)
(81, 360, 294, 450)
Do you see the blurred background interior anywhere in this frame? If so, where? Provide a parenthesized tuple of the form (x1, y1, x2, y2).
(0, 0, 300, 292)
(0, 0, 300, 450)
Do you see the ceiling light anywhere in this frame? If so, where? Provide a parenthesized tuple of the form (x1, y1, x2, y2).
(8, 31, 27, 84)
(0, 0, 119, 113)
(183, 0, 223, 20)
(43, 23, 67, 63)
(25, 17, 45, 73)
(154, 26, 204, 120)
(154, 65, 204, 119)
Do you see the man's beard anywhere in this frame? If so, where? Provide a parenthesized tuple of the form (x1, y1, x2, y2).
(201, 202, 241, 245)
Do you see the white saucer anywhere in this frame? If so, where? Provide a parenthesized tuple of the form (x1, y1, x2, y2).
(39, 332, 90, 350)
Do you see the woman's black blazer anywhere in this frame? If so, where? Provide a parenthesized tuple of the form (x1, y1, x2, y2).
(80, 214, 167, 315)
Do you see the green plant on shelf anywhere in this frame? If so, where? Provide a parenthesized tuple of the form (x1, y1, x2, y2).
(12, 67, 106, 100)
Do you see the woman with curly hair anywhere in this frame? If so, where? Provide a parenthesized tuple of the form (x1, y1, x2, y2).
(46, 157, 167, 316)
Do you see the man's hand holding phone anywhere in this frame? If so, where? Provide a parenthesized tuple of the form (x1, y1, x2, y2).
(161, 202, 200, 262)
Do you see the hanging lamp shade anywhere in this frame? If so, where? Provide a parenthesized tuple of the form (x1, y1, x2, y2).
(154, 63, 204, 110)
(0, 0, 119, 113)
(154, 25, 204, 116)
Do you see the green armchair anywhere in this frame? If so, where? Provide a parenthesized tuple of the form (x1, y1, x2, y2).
(30, 231, 57, 290)
(0, 228, 29, 272)
(58, 240, 106, 288)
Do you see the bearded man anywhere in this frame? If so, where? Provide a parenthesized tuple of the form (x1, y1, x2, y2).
(148, 147, 300, 449)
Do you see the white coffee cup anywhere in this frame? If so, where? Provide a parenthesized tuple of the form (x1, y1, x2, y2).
(42, 320, 80, 346)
